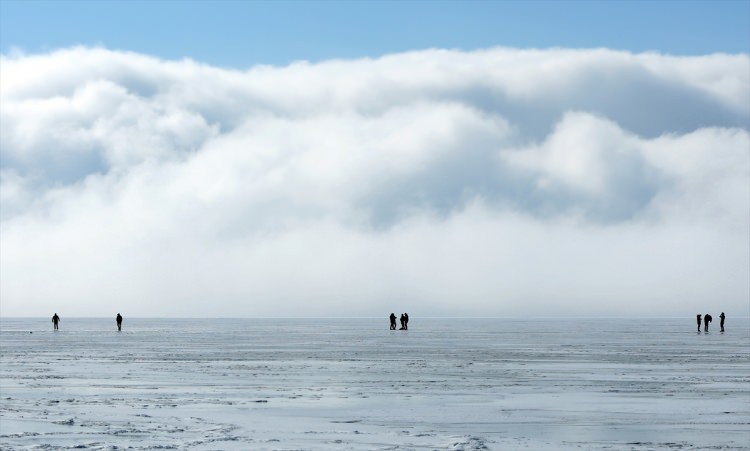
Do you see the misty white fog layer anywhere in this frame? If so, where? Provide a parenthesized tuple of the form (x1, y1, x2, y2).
(1, 47, 748, 316)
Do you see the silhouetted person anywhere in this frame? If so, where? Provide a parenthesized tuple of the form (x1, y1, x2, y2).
(116, 313, 123, 331)
(720, 312, 725, 332)
(389, 313, 397, 330)
(403, 312, 409, 330)
(399, 313, 406, 330)
(704, 313, 712, 332)
(52, 313, 60, 330)
(696, 314, 702, 332)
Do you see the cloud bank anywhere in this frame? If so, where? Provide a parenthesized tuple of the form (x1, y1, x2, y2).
(1, 47, 748, 317)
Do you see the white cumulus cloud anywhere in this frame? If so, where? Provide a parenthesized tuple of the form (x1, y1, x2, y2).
(1, 46, 748, 317)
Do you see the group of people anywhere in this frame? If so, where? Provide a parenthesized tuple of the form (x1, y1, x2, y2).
(389, 312, 409, 330)
(697, 312, 725, 332)
(51, 313, 123, 331)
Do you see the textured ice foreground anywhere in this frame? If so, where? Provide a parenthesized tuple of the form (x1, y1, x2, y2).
(1, 318, 748, 450)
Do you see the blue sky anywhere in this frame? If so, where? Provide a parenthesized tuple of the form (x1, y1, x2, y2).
(1, 1, 748, 67)
(1, 1, 749, 317)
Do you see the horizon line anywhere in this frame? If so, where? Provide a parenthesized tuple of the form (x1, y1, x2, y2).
(2, 315, 746, 320)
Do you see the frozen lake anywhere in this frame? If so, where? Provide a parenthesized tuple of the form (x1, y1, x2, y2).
(1, 317, 748, 450)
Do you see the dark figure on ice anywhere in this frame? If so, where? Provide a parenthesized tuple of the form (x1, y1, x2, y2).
(398, 313, 409, 330)
(116, 313, 123, 331)
(696, 314, 702, 332)
(720, 312, 725, 332)
(389, 313, 397, 330)
(703, 313, 712, 332)
(52, 313, 60, 330)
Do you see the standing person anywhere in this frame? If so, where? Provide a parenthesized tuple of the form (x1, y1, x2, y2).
(403, 313, 409, 330)
(704, 313, 712, 332)
(696, 314, 702, 332)
(52, 313, 60, 330)
(399, 313, 406, 330)
(389, 313, 397, 330)
(116, 313, 123, 331)
(720, 312, 725, 332)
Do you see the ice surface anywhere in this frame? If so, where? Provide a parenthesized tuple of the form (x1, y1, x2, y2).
(1, 317, 748, 450)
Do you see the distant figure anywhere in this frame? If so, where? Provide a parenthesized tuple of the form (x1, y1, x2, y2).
(696, 314, 702, 332)
(399, 313, 406, 330)
(389, 313, 397, 330)
(116, 313, 123, 331)
(52, 313, 60, 330)
(720, 312, 725, 332)
(404, 312, 409, 330)
(704, 313, 712, 332)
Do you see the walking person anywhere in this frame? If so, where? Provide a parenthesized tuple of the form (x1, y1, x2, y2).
(52, 313, 60, 330)
(403, 312, 409, 330)
(720, 312, 725, 332)
(116, 313, 123, 331)
(704, 313, 712, 332)
(696, 314, 701, 332)
(389, 313, 397, 330)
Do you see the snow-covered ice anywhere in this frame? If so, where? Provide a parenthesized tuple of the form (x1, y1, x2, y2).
(1, 317, 748, 449)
